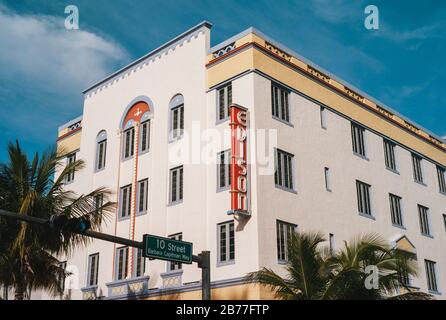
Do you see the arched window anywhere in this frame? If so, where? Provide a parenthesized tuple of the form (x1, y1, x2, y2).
(169, 94, 184, 141)
(121, 101, 151, 160)
(95, 130, 107, 171)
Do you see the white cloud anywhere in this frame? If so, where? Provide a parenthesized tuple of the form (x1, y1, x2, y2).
(0, 6, 129, 94)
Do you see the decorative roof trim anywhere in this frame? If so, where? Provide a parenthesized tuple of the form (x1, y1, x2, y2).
(209, 27, 445, 144)
(83, 21, 212, 97)
(58, 115, 83, 131)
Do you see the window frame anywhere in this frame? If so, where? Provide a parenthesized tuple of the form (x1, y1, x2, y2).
(216, 83, 232, 123)
(95, 131, 107, 172)
(170, 105, 184, 141)
(351, 123, 367, 158)
(320, 106, 327, 129)
(217, 149, 231, 191)
(271, 82, 291, 125)
(418, 204, 432, 237)
(122, 126, 135, 161)
(114, 246, 129, 281)
(276, 220, 297, 263)
(119, 184, 132, 220)
(324, 167, 332, 192)
(136, 178, 148, 216)
(424, 259, 439, 293)
(65, 152, 76, 184)
(274, 148, 296, 192)
(356, 180, 373, 218)
(133, 248, 146, 278)
(139, 120, 151, 154)
(383, 139, 397, 173)
(87, 253, 99, 287)
(412, 153, 424, 185)
(437, 166, 446, 194)
(217, 221, 235, 266)
(389, 193, 404, 228)
(169, 166, 184, 205)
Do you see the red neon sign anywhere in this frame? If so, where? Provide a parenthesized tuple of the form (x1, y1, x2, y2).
(228, 104, 250, 216)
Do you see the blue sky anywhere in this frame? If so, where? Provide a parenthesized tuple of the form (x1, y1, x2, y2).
(0, 0, 445, 161)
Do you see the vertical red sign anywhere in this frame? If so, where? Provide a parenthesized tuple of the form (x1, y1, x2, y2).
(228, 104, 250, 216)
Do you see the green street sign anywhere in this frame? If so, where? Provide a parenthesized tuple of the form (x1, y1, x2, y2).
(142, 234, 193, 264)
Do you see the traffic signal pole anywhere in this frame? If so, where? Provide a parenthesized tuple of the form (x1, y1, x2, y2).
(0, 209, 211, 300)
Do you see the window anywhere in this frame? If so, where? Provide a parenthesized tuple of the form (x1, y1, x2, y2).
(140, 121, 150, 153)
(425, 260, 438, 292)
(418, 205, 431, 236)
(169, 166, 183, 204)
(134, 248, 145, 277)
(217, 83, 232, 121)
(271, 83, 290, 123)
(96, 132, 107, 171)
(115, 247, 129, 281)
(137, 179, 148, 214)
(218, 221, 235, 264)
(275, 149, 294, 190)
(119, 185, 132, 218)
(58, 261, 67, 292)
(168, 233, 183, 271)
(320, 106, 327, 129)
(383, 139, 396, 171)
(412, 154, 423, 183)
(437, 166, 446, 193)
(217, 150, 231, 190)
(65, 153, 76, 183)
(94, 193, 103, 215)
(170, 105, 184, 140)
(277, 220, 296, 261)
(324, 167, 331, 191)
(443, 214, 446, 232)
(351, 123, 366, 157)
(389, 194, 403, 227)
(356, 180, 372, 216)
(123, 127, 135, 159)
(329, 233, 335, 254)
(87, 253, 99, 287)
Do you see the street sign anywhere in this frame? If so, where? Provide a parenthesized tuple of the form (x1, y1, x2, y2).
(143, 234, 193, 264)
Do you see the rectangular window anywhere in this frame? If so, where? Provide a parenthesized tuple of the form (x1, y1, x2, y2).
(389, 194, 403, 227)
(66, 153, 76, 183)
(119, 185, 132, 218)
(170, 166, 183, 204)
(418, 205, 431, 236)
(58, 261, 67, 291)
(217, 83, 232, 121)
(140, 121, 150, 153)
(383, 139, 396, 171)
(168, 233, 183, 271)
(351, 123, 366, 157)
(94, 193, 103, 215)
(87, 253, 99, 287)
(356, 180, 372, 216)
(134, 248, 145, 277)
(171, 104, 184, 139)
(276, 220, 296, 262)
(115, 247, 129, 281)
(123, 127, 135, 159)
(320, 106, 327, 129)
(425, 260, 438, 292)
(443, 214, 446, 232)
(412, 154, 424, 183)
(437, 166, 446, 193)
(271, 83, 290, 123)
(275, 149, 294, 190)
(137, 179, 148, 214)
(217, 150, 231, 190)
(324, 167, 331, 191)
(218, 221, 235, 264)
(96, 139, 107, 170)
(329, 233, 335, 254)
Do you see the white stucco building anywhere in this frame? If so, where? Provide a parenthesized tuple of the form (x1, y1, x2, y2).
(39, 21, 446, 300)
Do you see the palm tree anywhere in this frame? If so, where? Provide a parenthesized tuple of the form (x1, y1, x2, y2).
(0, 141, 115, 300)
(246, 231, 432, 300)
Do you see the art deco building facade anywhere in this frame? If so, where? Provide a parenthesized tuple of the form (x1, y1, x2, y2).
(45, 21, 446, 299)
